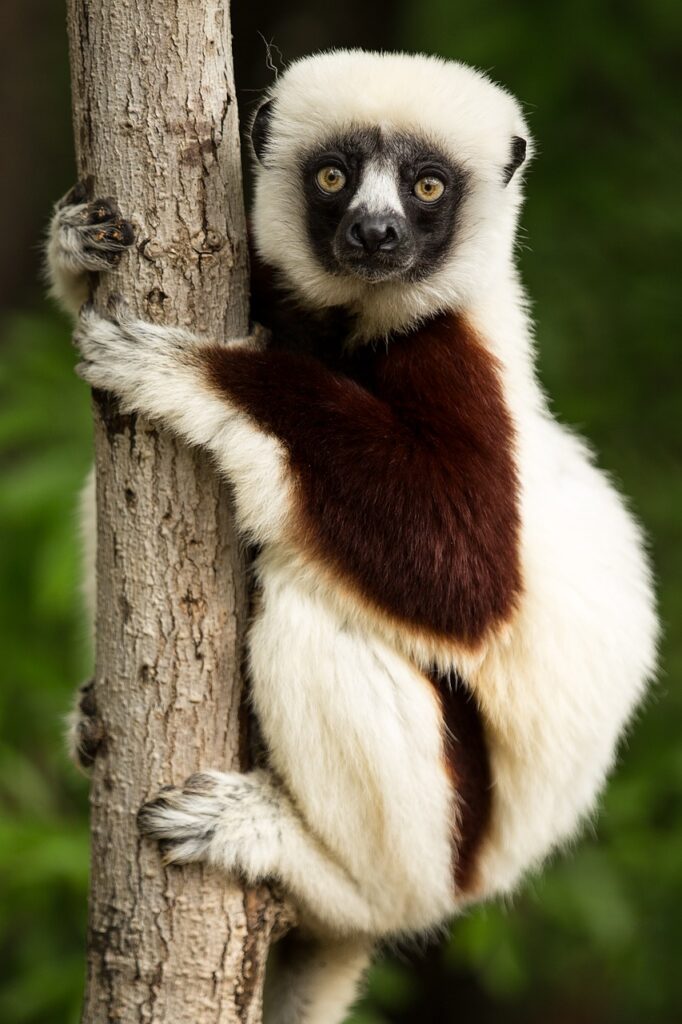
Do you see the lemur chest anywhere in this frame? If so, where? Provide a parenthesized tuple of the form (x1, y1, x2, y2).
(208, 309, 522, 646)
(293, 313, 523, 646)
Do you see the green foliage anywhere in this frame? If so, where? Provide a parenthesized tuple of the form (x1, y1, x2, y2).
(0, 2, 679, 1022)
(0, 310, 92, 1024)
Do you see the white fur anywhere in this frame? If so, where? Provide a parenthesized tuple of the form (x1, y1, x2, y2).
(348, 160, 405, 216)
(263, 937, 371, 1024)
(252, 49, 530, 339)
(50, 50, 658, 1024)
(247, 551, 456, 934)
(139, 768, 376, 933)
(46, 201, 92, 315)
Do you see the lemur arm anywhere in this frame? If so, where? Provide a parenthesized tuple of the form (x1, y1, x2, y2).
(73, 309, 410, 550)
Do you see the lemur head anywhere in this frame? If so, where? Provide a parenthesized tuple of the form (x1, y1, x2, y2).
(250, 50, 531, 337)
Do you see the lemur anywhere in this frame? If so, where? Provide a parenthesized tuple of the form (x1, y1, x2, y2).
(47, 51, 657, 1024)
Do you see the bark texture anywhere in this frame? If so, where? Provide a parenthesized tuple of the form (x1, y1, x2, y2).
(66, 2, 282, 1020)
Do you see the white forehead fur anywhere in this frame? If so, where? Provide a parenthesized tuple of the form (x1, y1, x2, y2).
(349, 161, 405, 217)
(251, 49, 532, 338)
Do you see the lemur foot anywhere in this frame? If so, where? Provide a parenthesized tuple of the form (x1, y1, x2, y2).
(66, 679, 105, 770)
(53, 180, 135, 274)
(138, 770, 276, 870)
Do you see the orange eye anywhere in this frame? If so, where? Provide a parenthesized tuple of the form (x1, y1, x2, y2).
(316, 166, 347, 194)
(414, 176, 445, 203)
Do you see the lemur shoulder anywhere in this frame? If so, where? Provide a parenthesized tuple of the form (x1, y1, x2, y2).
(47, 50, 658, 1024)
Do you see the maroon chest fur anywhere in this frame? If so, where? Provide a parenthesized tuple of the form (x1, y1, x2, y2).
(205, 311, 522, 646)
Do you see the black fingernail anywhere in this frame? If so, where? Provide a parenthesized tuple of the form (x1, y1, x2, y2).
(119, 221, 135, 246)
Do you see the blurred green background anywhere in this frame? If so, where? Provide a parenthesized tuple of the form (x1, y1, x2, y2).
(0, 2, 679, 1022)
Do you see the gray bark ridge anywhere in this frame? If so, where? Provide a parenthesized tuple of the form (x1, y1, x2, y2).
(66, 2, 283, 1020)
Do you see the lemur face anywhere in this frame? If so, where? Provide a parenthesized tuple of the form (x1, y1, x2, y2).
(301, 128, 467, 284)
(250, 50, 531, 335)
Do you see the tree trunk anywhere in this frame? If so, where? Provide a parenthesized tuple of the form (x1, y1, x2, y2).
(66, 2, 283, 1020)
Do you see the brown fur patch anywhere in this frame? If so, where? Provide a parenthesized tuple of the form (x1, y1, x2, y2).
(203, 311, 521, 644)
(428, 670, 492, 893)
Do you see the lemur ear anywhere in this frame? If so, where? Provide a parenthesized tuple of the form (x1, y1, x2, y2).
(251, 99, 275, 165)
(503, 136, 527, 185)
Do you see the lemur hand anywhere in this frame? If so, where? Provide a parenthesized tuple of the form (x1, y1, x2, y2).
(73, 304, 203, 402)
(137, 770, 281, 873)
(73, 303, 261, 412)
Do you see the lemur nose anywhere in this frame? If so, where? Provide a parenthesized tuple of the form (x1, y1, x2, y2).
(347, 215, 402, 254)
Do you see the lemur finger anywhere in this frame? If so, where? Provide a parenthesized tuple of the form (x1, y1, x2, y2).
(78, 678, 97, 718)
(59, 177, 94, 209)
(75, 706, 105, 769)
(89, 197, 120, 223)
(159, 838, 207, 866)
(137, 788, 220, 854)
(182, 771, 222, 796)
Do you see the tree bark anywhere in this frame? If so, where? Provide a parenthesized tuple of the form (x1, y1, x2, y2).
(66, 2, 283, 1020)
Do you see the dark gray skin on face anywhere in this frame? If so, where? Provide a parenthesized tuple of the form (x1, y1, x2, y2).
(300, 128, 469, 284)
(251, 101, 526, 288)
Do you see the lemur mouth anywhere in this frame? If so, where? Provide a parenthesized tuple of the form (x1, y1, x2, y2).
(333, 249, 415, 283)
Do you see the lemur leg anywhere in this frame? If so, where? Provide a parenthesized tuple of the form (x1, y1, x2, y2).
(65, 678, 105, 770)
(137, 770, 375, 933)
(263, 932, 371, 1024)
(46, 181, 135, 316)
(62, 467, 98, 771)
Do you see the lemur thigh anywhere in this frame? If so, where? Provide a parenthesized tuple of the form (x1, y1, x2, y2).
(248, 560, 456, 932)
(139, 567, 455, 934)
(263, 934, 371, 1024)
(137, 769, 375, 933)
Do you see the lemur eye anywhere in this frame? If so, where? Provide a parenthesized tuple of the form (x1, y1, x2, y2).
(414, 176, 445, 203)
(316, 166, 347, 194)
